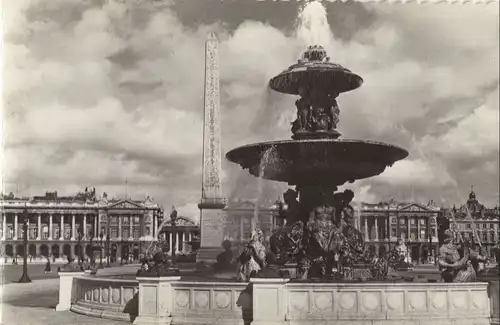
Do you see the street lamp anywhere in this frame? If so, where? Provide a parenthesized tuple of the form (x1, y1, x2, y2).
(88, 230, 94, 267)
(106, 231, 111, 267)
(77, 228, 83, 265)
(18, 208, 31, 283)
(170, 207, 178, 264)
(99, 231, 104, 268)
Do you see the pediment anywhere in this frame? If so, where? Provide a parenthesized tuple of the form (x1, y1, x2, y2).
(107, 199, 142, 209)
(399, 203, 430, 212)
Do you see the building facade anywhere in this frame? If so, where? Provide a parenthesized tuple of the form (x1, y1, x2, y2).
(0, 189, 163, 262)
(355, 200, 440, 263)
(157, 216, 200, 255)
(449, 189, 500, 259)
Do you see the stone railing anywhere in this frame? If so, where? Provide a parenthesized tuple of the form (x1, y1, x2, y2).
(134, 277, 248, 325)
(56, 272, 495, 325)
(285, 282, 491, 324)
(71, 276, 139, 321)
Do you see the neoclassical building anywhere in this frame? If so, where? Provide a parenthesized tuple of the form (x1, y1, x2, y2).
(0, 189, 163, 262)
(450, 189, 500, 259)
(157, 215, 200, 255)
(354, 200, 440, 263)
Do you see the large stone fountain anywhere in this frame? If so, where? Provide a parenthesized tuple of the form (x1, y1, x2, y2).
(226, 45, 408, 280)
(59, 44, 494, 325)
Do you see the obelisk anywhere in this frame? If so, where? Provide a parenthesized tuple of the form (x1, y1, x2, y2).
(197, 32, 227, 263)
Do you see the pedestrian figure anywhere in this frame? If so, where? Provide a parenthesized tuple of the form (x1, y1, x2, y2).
(44, 258, 52, 273)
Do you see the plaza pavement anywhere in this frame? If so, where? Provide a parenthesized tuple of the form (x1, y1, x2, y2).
(0, 265, 142, 325)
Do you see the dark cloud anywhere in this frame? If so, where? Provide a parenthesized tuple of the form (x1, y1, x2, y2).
(3, 0, 498, 220)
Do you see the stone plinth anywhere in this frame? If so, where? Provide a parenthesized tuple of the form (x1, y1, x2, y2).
(55, 271, 85, 311)
(251, 278, 290, 325)
(477, 271, 499, 325)
(133, 276, 181, 325)
(197, 204, 226, 263)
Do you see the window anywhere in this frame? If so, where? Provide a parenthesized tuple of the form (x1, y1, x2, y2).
(42, 225, 49, 239)
(133, 227, 141, 239)
(466, 224, 471, 229)
(123, 217, 129, 225)
(483, 232, 488, 243)
(122, 229, 130, 239)
(420, 229, 427, 239)
(391, 218, 396, 224)
(145, 227, 150, 236)
(111, 216, 118, 224)
(110, 227, 118, 238)
(420, 219, 426, 225)
(490, 223, 495, 229)
(400, 218, 406, 225)
(411, 218, 416, 225)
(134, 216, 140, 224)
(431, 218, 436, 224)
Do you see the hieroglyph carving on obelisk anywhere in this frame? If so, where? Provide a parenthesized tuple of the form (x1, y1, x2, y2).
(201, 32, 224, 204)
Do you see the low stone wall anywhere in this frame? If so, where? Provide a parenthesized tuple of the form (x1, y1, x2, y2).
(170, 281, 249, 325)
(70, 276, 139, 322)
(58, 273, 494, 325)
(285, 282, 491, 325)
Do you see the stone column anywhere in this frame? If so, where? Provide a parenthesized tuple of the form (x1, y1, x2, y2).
(27, 219, 30, 240)
(153, 214, 158, 238)
(60, 215, 64, 240)
(375, 217, 379, 241)
(94, 215, 98, 239)
(14, 213, 18, 240)
(407, 217, 410, 240)
(169, 232, 173, 256)
(2, 214, 6, 240)
(118, 216, 122, 240)
(240, 217, 245, 241)
(434, 219, 438, 240)
(37, 213, 41, 240)
(129, 216, 133, 239)
(83, 214, 87, 239)
(49, 214, 53, 240)
(417, 219, 421, 241)
(364, 216, 369, 241)
(251, 278, 289, 325)
(71, 214, 76, 240)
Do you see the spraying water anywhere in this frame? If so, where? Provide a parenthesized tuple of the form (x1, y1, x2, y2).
(295, 1, 333, 47)
(252, 146, 279, 232)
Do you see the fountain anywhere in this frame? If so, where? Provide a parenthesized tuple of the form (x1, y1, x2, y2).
(59, 3, 493, 324)
(226, 44, 408, 281)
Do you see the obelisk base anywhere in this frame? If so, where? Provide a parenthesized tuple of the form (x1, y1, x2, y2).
(197, 201, 226, 263)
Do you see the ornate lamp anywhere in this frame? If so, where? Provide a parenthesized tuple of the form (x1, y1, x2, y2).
(106, 230, 111, 267)
(18, 208, 31, 283)
(99, 231, 104, 268)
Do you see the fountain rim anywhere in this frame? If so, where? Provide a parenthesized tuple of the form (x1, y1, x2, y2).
(226, 138, 409, 158)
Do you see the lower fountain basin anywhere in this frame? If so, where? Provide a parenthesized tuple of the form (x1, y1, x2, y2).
(226, 139, 408, 186)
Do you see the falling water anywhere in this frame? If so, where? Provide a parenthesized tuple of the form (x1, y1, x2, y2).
(295, 0, 333, 47)
(252, 146, 279, 232)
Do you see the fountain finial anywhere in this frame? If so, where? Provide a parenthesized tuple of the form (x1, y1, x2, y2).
(303, 45, 328, 62)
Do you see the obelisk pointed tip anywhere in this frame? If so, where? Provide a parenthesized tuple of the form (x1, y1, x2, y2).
(208, 32, 218, 40)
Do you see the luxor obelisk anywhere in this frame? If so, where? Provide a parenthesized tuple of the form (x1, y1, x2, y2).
(197, 32, 227, 263)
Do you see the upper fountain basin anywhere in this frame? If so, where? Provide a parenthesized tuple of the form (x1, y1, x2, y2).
(269, 61, 363, 95)
(226, 139, 408, 187)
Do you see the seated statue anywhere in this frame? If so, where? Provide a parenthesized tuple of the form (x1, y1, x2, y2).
(333, 190, 365, 266)
(292, 86, 312, 134)
(214, 240, 234, 272)
(236, 229, 267, 282)
(304, 191, 342, 279)
(438, 229, 476, 282)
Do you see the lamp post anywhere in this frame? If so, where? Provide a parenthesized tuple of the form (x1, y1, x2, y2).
(77, 228, 83, 265)
(99, 231, 104, 268)
(18, 208, 31, 283)
(106, 231, 111, 267)
(170, 207, 178, 263)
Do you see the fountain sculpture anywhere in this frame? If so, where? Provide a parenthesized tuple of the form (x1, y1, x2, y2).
(226, 45, 409, 280)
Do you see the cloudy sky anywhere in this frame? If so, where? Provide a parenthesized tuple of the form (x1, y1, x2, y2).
(2, 0, 498, 220)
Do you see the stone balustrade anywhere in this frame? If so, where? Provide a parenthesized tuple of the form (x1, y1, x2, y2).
(58, 273, 495, 325)
(70, 276, 139, 321)
(285, 282, 491, 325)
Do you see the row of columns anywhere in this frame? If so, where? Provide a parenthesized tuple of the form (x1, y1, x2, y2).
(1, 212, 160, 241)
(162, 230, 194, 254)
(363, 216, 439, 241)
